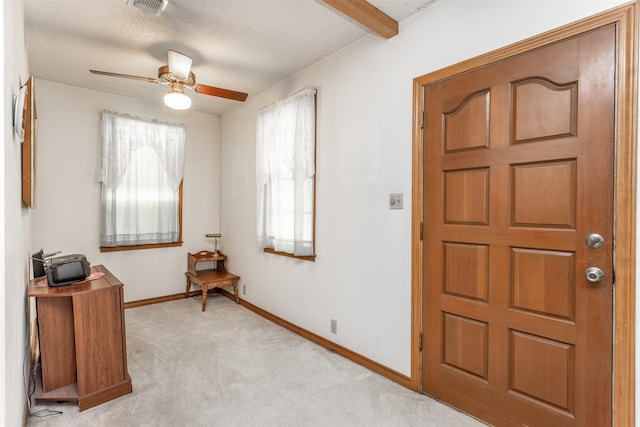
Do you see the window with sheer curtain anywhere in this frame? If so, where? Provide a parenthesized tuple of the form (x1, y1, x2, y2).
(256, 88, 316, 259)
(99, 112, 185, 250)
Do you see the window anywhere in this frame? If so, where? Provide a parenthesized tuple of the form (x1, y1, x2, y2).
(256, 88, 316, 259)
(99, 112, 185, 251)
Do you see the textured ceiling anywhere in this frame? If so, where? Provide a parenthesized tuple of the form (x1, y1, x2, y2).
(23, 0, 435, 114)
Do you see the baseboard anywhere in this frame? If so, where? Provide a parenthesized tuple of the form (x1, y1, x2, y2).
(124, 292, 189, 309)
(125, 289, 412, 389)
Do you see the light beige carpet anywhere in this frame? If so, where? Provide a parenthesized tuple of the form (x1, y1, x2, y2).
(27, 295, 487, 427)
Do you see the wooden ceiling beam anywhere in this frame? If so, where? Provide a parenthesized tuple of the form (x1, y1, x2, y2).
(322, 0, 398, 39)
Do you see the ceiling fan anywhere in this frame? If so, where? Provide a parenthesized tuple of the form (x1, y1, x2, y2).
(89, 50, 248, 110)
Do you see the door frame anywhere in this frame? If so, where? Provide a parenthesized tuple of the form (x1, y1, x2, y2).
(410, 3, 637, 426)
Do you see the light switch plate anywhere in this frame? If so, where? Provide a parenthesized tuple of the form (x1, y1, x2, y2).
(390, 193, 403, 209)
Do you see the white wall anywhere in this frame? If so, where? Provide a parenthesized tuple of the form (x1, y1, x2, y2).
(32, 80, 221, 302)
(219, 0, 631, 377)
(2, 0, 32, 426)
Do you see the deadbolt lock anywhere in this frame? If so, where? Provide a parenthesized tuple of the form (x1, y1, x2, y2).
(585, 233, 605, 249)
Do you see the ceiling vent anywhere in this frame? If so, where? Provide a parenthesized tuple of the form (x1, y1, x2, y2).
(127, 0, 168, 16)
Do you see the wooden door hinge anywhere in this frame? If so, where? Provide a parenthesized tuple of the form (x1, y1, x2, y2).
(419, 333, 423, 351)
(420, 222, 423, 241)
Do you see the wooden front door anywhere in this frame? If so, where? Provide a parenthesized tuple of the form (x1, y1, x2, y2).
(421, 25, 615, 427)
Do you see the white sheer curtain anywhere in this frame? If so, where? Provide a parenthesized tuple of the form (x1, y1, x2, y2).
(100, 112, 185, 247)
(256, 88, 316, 256)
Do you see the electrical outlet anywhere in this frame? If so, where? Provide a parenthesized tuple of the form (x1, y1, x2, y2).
(331, 319, 337, 334)
(242, 285, 246, 295)
(390, 193, 403, 209)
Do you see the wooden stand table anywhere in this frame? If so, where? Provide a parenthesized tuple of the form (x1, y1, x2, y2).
(28, 265, 132, 411)
(185, 251, 240, 311)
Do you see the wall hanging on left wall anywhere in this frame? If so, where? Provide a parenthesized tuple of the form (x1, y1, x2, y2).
(20, 77, 36, 208)
(13, 83, 26, 141)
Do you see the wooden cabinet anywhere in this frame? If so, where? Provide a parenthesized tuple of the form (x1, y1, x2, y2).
(29, 265, 132, 411)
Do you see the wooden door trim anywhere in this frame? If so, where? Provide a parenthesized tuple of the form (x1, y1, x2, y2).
(410, 3, 637, 426)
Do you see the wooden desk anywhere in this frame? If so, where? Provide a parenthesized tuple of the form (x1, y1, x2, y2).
(29, 265, 132, 411)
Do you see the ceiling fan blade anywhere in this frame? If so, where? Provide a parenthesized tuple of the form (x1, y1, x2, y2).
(168, 50, 192, 80)
(90, 69, 162, 84)
(193, 84, 248, 102)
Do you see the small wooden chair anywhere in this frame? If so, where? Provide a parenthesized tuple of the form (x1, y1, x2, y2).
(185, 250, 240, 311)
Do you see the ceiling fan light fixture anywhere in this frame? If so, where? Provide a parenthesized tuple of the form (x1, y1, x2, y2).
(164, 84, 191, 110)
(89, 49, 248, 105)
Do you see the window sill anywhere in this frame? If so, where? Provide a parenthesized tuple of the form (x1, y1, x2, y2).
(100, 241, 183, 253)
(263, 248, 316, 262)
